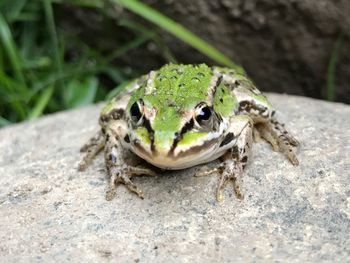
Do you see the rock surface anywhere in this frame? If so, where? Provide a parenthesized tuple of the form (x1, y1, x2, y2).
(0, 94, 349, 262)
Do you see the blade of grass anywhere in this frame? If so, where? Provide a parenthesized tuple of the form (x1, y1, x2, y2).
(27, 63, 100, 100)
(0, 44, 3, 69)
(65, 76, 98, 108)
(28, 85, 54, 120)
(0, 71, 27, 117)
(0, 0, 28, 22)
(326, 32, 344, 101)
(114, 0, 243, 72)
(43, 0, 65, 103)
(20, 21, 38, 59)
(0, 14, 27, 120)
(119, 19, 177, 63)
(105, 34, 151, 63)
(63, 0, 104, 9)
(0, 13, 27, 90)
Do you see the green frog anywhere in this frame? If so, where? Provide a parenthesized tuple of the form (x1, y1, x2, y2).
(79, 64, 299, 201)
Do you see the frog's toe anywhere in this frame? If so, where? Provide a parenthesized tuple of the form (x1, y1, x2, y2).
(215, 161, 244, 201)
(194, 166, 222, 177)
(119, 174, 145, 199)
(288, 135, 300, 147)
(106, 165, 156, 200)
(106, 173, 118, 201)
(256, 119, 300, 165)
(127, 166, 157, 177)
(78, 131, 104, 171)
(106, 172, 145, 200)
(216, 175, 229, 202)
(277, 137, 299, 166)
(287, 150, 299, 166)
(106, 183, 117, 201)
(216, 174, 244, 202)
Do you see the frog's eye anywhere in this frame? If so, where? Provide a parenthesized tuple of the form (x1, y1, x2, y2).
(195, 105, 212, 124)
(130, 101, 143, 122)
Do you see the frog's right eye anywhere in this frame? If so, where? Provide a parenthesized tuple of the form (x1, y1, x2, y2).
(195, 103, 212, 125)
(196, 106, 211, 122)
(130, 101, 143, 122)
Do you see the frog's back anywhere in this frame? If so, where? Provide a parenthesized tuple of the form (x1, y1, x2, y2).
(132, 64, 214, 111)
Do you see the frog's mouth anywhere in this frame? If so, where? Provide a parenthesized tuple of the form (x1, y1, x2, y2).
(131, 137, 224, 170)
(128, 126, 235, 170)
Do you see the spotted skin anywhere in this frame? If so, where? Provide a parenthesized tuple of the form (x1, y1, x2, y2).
(79, 64, 299, 201)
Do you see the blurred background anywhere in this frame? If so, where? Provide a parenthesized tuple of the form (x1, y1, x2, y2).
(0, 0, 349, 127)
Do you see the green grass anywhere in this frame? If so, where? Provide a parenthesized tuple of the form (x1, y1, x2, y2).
(0, 0, 239, 127)
(326, 31, 344, 102)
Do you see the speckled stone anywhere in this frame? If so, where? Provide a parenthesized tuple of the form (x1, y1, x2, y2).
(0, 94, 349, 262)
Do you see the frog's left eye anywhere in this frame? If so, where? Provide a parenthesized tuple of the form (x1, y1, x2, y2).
(195, 105, 212, 124)
(130, 101, 143, 122)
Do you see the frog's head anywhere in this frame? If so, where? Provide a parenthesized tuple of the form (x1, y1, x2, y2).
(124, 64, 237, 169)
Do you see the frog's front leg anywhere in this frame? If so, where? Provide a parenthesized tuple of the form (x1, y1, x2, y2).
(104, 128, 156, 201)
(217, 115, 253, 201)
(78, 130, 104, 171)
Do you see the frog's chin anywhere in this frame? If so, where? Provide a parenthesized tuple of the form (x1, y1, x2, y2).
(131, 141, 229, 170)
(143, 151, 225, 170)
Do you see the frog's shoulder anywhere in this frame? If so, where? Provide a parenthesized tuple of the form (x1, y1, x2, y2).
(212, 66, 247, 82)
(212, 66, 262, 95)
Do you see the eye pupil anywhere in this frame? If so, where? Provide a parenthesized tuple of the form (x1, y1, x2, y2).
(130, 102, 142, 121)
(196, 106, 211, 123)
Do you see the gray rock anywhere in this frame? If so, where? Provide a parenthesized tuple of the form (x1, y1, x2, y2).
(0, 93, 349, 262)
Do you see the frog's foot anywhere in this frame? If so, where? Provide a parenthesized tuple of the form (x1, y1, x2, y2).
(211, 115, 252, 201)
(216, 160, 244, 201)
(194, 163, 243, 201)
(106, 166, 156, 201)
(253, 127, 262, 143)
(78, 130, 104, 171)
(256, 118, 299, 166)
(194, 166, 221, 177)
(194, 164, 243, 202)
